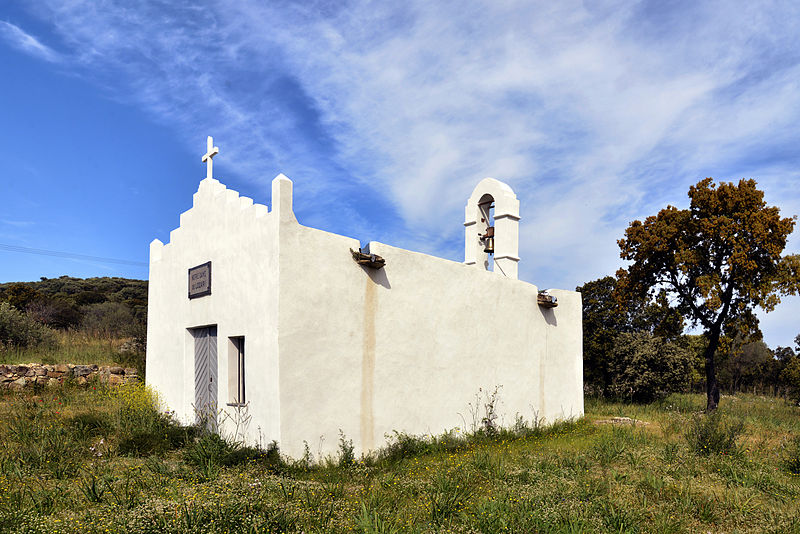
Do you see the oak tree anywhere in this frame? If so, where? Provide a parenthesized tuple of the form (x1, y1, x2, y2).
(617, 178, 799, 411)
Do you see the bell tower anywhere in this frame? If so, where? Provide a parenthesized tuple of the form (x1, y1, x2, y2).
(464, 178, 520, 279)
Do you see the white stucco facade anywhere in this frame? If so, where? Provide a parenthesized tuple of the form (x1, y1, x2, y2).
(147, 173, 583, 459)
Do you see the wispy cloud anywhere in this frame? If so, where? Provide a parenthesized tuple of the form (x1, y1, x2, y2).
(18, 1, 800, 344)
(223, 1, 800, 284)
(0, 219, 35, 228)
(0, 20, 59, 62)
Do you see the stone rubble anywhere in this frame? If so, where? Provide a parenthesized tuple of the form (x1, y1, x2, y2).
(0, 363, 138, 390)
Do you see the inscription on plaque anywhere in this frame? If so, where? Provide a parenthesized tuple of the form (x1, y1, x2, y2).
(188, 262, 212, 299)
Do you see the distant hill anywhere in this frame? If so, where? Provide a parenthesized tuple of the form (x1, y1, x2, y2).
(0, 276, 147, 308)
(0, 276, 147, 330)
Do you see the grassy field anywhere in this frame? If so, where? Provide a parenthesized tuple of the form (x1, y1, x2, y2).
(0, 384, 798, 533)
(0, 331, 142, 369)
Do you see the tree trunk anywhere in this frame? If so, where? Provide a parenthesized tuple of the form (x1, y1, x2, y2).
(704, 329, 721, 411)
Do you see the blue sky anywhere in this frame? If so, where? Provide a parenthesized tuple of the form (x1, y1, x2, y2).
(1, 1, 799, 349)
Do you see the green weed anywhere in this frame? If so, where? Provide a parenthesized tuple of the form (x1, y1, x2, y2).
(428, 469, 474, 525)
(785, 436, 800, 475)
(685, 410, 745, 456)
(355, 502, 398, 534)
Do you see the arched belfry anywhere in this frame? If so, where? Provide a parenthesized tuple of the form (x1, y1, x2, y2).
(464, 178, 520, 279)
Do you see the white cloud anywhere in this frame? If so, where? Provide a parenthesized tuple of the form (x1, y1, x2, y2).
(0, 20, 59, 62)
(23, 0, 800, 347)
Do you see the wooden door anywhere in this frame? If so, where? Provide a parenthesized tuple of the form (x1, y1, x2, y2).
(193, 326, 218, 430)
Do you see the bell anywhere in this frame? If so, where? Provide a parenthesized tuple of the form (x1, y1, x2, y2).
(482, 226, 495, 254)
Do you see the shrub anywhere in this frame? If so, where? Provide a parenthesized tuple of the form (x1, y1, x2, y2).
(81, 301, 135, 338)
(780, 356, 800, 403)
(105, 383, 198, 456)
(372, 430, 466, 465)
(183, 433, 231, 480)
(223, 441, 283, 470)
(107, 383, 164, 433)
(0, 283, 39, 310)
(609, 332, 694, 402)
(184, 433, 285, 479)
(25, 297, 81, 329)
(685, 411, 744, 456)
(338, 430, 356, 467)
(0, 302, 56, 350)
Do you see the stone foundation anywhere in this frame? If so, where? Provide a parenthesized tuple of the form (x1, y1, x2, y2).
(0, 364, 139, 390)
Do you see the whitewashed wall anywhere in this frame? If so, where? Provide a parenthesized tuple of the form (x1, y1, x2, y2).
(277, 221, 583, 458)
(147, 177, 282, 445)
(148, 175, 583, 460)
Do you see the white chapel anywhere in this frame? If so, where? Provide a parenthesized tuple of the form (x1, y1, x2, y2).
(146, 137, 583, 458)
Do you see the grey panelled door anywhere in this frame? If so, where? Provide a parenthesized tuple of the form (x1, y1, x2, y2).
(193, 326, 218, 430)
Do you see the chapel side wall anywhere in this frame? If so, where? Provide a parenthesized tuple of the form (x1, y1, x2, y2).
(537, 289, 584, 422)
(276, 221, 366, 460)
(277, 221, 583, 459)
(146, 178, 281, 445)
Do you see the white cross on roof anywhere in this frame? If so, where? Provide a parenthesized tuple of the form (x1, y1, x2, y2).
(201, 136, 219, 180)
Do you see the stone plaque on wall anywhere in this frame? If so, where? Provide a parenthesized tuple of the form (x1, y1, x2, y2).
(188, 261, 212, 299)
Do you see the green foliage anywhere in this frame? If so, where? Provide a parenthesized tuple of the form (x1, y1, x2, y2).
(81, 301, 136, 338)
(0, 330, 140, 371)
(5, 403, 84, 478)
(338, 430, 356, 467)
(372, 429, 465, 465)
(578, 276, 684, 396)
(367, 418, 586, 469)
(24, 296, 81, 329)
(224, 441, 282, 469)
(118, 425, 196, 457)
(0, 301, 56, 350)
(609, 332, 695, 402)
(0, 276, 147, 323)
(0, 276, 147, 305)
(183, 432, 286, 481)
(685, 411, 745, 456)
(68, 413, 114, 438)
(617, 178, 799, 410)
(428, 469, 474, 525)
(780, 355, 800, 403)
(183, 433, 231, 480)
(355, 502, 398, 534)
(718, 340, 774, 392)
(0, 283, 40, 311)
(0, 276, 148, 372)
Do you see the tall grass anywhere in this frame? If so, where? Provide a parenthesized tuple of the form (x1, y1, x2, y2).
(684, 410, 745, 456)
(0, 330, 143, 370)
(0, 390, 798, 533)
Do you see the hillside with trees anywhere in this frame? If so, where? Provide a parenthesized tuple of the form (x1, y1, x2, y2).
(0, 276, 147, 370)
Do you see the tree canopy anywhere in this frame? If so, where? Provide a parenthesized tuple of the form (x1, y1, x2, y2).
(617, 178, 799, 411)
(0, 276, 147, 335)
(578, 275, 683, 395)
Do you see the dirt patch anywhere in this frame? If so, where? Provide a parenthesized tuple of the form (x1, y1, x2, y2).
(593, 416, 650, 426)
